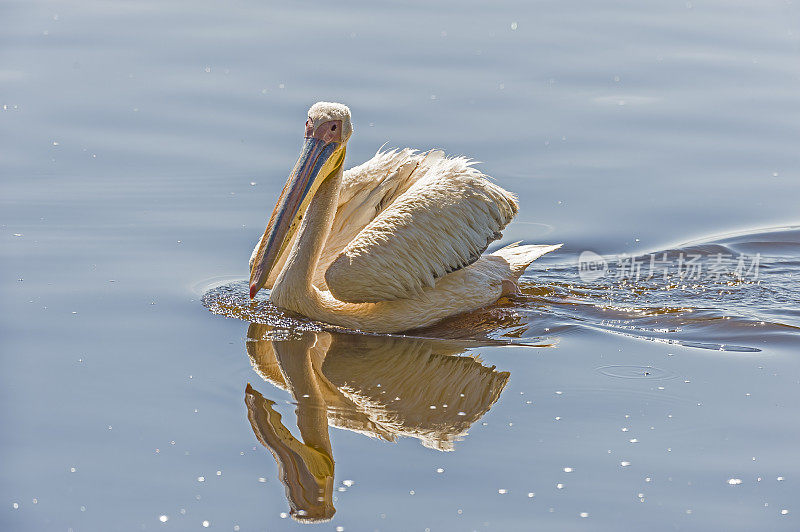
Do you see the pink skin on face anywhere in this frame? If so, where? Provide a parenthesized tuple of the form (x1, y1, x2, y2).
(308, 118, 342, 144)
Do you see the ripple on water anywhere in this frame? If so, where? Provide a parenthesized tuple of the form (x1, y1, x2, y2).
(596, 365, 678, 380)
(201, 227, 800, 352)
(201, 280, 324, 332)
(520, 226, 800, 352)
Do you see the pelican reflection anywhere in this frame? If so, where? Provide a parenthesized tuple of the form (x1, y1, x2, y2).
(244, 323, 510, 523)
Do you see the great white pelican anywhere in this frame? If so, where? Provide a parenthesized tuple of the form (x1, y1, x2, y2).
(249, 102, 561, 333)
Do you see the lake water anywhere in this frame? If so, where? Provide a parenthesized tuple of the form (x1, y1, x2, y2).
(2, 0, 799, 530)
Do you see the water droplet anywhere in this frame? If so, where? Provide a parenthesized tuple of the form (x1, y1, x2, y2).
(343, 479, 354, 487)
(202, 520, 210, 527)
(258, 477, 266, 483)
(498, 489, 508, 494)
(727, 478, 742, 485)
(563, 467, 573, 473)
(527, 492, 535, 498)
(781, 509, 789, 515)
(197, 476, 205, 482)
(159, 515, 168, 523)
(580, 512, 589, 518)
(436, 468, 444, 473)
(279, 512, 288, 518)
(620, 461, 631, 467)
(510, 22, 518, 30)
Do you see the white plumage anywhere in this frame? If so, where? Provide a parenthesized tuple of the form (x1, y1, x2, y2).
(326, 150, 518, 302)
(252, 148, 518, 299)
(249, 102, 562, 333)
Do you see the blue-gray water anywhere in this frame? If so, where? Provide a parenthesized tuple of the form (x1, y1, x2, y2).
(2, 0, 799, 530)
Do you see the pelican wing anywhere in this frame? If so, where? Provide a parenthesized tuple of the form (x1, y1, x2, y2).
(324, 156, 518, 303)
(313, 149, 427, 287)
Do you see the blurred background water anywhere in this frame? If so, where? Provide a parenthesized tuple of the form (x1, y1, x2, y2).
(2, 0, 799, 530)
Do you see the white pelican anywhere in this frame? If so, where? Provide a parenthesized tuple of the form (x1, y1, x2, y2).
(249, 102, 561, 333)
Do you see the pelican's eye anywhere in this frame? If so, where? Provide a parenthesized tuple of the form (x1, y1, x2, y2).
(305, 118, 314, 137)
(309, 120, 343, 144)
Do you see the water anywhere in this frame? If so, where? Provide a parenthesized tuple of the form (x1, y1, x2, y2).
(2, 0, 799, 530)
(206, 226, 800, 352)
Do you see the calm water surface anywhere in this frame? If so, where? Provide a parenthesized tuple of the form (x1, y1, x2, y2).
(2, 0, 799, 530)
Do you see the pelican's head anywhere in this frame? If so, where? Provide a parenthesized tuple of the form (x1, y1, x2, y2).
(249, 102, 352, 299)
(306, 101, 353, 144)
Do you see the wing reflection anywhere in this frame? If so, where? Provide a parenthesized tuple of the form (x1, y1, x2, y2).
(244, 323, 510, 523)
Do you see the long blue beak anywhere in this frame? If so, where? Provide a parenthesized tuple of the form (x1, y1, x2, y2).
(249, 137, 339, 298)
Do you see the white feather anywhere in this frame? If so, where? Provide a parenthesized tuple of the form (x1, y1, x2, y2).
(251, 148, 427, 289)
(324, 153, 518, 302)
(253, 102, 563, 333)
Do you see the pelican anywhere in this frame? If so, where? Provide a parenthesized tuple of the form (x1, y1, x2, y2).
(249, 102, 562, 333)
